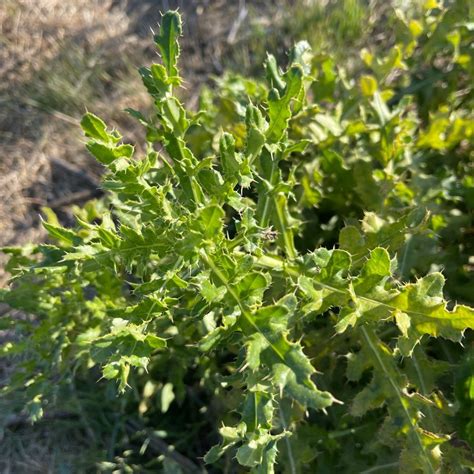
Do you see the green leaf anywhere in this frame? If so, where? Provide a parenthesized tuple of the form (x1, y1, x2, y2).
(241, 391, 274, 432)
(371, 91, 392, 125)
(266, 65, 304, 143)
(245, 104, 266, 160)
(233, 272, 270, 303)
(204, 424, 246, 464)
(290, 40, 312, 74)
(394, 273, 474, 355)
(42, 221, 78, 246)
(102, 363, 120, 380)
(265, 54, 285, 93)
(161, 96, 189, 136)
(220, 132, 241, 181)
(139, 64, 171, 100)
(197, 204, 225, 241)
(360, 75, 378, 97)
(154, 10, 182, 81)
(350, 327, 445, 474)
(145, 334, 167, 349)
(85, 142, 134, 165)
(236, 431, 285, 468)
(246, 302, 337, 410)
(81, 113, 116, 143)
(246, 333, 268, 370)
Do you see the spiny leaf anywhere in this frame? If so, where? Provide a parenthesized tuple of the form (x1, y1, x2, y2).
(351, 327, 445, 474)
(266, 65, 304, 143)
(204, 424, 246, 464)
(265, 54, 286, 93)
(236, 431, 286, 469)
(85, 142, 134, 165)
(241, 391, 274, 432)
(201, 251, 336, 411)
(220, 132, 241, 181)
(154, 10, 182, 81)
(81, 112, 117, 143)
(394, 273, 474, 355)
(42, 221, 78, 246)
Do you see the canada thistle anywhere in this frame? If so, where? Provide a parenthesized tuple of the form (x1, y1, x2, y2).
(1, 7, 473, 473)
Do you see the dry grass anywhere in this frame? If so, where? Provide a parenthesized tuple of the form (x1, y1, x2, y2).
(0, 0, 151, 282)
(0, 421, 96, 473)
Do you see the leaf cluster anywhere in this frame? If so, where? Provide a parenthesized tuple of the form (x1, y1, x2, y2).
(1, 4, 473, 473)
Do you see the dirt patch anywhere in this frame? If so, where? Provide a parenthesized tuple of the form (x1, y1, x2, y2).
(0, 0, 145, 280)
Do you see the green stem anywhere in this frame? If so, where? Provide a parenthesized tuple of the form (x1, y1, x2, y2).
(198, 249, 287, 362)
(361, 327, 435, 474)
(257, 149, 296, 259)
(279, 404, 296, 474)
(273, 194, 297, 259)
(360, 462, 399, 473)
(411, 352, 436, 430)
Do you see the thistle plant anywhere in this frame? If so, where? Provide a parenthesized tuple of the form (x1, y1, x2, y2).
(1, 8, 473, 473)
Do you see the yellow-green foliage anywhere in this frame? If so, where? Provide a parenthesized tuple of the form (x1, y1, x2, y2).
(2, 4, 473, 472)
